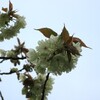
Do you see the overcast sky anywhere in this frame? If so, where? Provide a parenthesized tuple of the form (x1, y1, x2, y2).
(0, 0, 100, 100)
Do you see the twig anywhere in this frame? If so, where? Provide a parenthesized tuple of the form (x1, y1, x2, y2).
(0, 56, 26, 63)
(0, 91, 4, 100)
(0, 68, 24, 75)
(41, 73, 50, 100)
(0, 59, 5, 63)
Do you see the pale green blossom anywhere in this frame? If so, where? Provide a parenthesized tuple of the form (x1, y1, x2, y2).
(27, 35, 82, 75)
(0, 13, 10, 27)
(72, 42, 82, 52)
(0, 13, 26, 41)
(19, 73, 26, 82)
(6, 50, 15, 57)
(27, 49, 38, 64)
(0, 49, 6, 56)
(21, 74, 54, 100)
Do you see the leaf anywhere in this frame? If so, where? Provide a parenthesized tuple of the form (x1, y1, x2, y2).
(64, 45, 81, 56)
(17, 37, 21, 45)
(2, 7, 8, 12)
(35, 28, 58, 38)
(23, 78, 34, 86)
(73, 37, 91, 49)
(9, 1, 13, 11)
(22, 48, 29, 54)
(69, 45, 81, 55)
(61, 25, 69, 42)
(11, 14, 18, 18)
(66, 34, 74, 45)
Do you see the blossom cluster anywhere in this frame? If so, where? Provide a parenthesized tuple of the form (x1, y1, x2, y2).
(20, 73, 54, 100)
(27, 35, 82, 75)
(0, 13, 26, 41)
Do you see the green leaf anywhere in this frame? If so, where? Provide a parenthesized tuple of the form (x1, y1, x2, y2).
(61, 25, 69, 42)
(35, 28, 58, 38)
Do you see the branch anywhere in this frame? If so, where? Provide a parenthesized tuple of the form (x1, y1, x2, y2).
(0, 56, 26, 63)
(41, 73, 50, 100)
(0, 68, 24, 75)
(0, 91, 4, 100)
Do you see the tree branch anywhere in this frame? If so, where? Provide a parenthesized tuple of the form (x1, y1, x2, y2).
(0, 56, 26, 63)
(0, 68, 24, 75)
(0, 91, 4, 100)
(41, 73, 50, 100)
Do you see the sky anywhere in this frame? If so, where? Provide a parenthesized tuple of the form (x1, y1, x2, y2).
(0, 0, 100, 100)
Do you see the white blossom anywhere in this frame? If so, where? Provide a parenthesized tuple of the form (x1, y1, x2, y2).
(0, 49, 6, 56)
(27, 35, 82, 75)
(0, 13, 26, 41)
